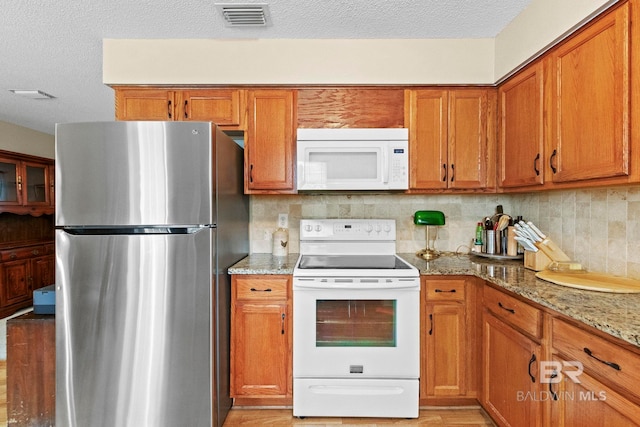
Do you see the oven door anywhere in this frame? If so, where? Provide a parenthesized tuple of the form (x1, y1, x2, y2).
(293, 281, 419, 379)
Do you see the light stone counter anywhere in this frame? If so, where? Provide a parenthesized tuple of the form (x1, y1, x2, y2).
(229, 252, 640, 349)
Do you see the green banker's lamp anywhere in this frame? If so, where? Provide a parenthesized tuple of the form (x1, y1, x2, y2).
(414, 210, 446, 260)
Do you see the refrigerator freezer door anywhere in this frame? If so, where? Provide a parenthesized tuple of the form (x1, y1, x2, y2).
(56, 228, 214, 427)
(55, 121, 213, 227)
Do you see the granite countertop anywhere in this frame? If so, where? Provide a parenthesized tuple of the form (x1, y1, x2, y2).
(229, 252, 640, 349)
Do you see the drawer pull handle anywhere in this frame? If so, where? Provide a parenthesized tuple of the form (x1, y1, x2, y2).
(498, 302, 515, 314)
(583, 347, 621, 371)
(32, 250, 40, 255)
(9, 253, 17, 260)
(528, 353, 537, 383)
(435, 289, 456, 293)
(442, 163, 447, 182)
(250, 288, 272, 292)
(533, 153, 540, 176)
(428, 313, 433, 335)
(549, 371, 559, 400)
(281, 313, 285, 335)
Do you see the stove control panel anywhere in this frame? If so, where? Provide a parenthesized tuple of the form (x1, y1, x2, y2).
(300, 219, 396, 241)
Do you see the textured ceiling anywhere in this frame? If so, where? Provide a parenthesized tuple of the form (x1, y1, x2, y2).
(0, 0, 531, 135)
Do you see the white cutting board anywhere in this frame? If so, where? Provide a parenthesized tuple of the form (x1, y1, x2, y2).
(536, 270, 640, 293)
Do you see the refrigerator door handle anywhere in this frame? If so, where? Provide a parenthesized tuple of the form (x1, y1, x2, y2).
(61, 226, 208, 235)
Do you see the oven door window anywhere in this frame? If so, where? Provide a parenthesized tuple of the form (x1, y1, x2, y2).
(316, 299, 396, 347)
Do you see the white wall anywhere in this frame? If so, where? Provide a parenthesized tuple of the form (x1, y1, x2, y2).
(103, 38, 495, 85)
(494, 0, 617, 80)
(0, 120, 55, 159)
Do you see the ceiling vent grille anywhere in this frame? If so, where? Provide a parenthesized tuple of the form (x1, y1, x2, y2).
(215, 3, 271, 27)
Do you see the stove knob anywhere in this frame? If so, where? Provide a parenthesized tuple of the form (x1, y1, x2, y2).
(383, 224, 391, 233)
(364, 224, 373, 233)
(315, 225, 322, 232)
(374, 224, 381, 233)
(304, 224, 313, 232)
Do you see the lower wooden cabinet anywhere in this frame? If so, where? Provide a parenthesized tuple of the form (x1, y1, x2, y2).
(0, 241, 54, 318)
(230, 275, 292, 405)
(549, 354, 640, 426)
(421, 276, 479, 404)
(482, 311, 541, 427)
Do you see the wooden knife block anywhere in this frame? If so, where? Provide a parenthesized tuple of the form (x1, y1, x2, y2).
(524, 250, 553, 271)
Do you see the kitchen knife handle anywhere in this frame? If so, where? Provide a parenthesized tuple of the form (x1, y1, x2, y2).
(528, 353, 537, 383)
(498, 301, 515, 314)
(534, 153, 540, 176)
(550, 149, 558, 173)
(584, 347, 621, 371)
(442, 164, 447, 182)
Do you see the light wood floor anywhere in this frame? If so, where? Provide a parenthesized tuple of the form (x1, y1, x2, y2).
(223, 408, 496, 426)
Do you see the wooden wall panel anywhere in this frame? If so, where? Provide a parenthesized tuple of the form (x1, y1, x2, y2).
(297, 88, 405, 128)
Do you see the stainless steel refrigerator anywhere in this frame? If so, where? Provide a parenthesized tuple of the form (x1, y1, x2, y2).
(55, 121, 248, 427)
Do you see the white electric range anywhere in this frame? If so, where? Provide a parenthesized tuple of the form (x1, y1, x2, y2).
(292, 219, 420, 419)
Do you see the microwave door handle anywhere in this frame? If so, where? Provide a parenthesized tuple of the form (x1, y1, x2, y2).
(382, 147, 389, 183)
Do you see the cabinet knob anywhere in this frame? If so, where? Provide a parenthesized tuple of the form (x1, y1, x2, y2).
(32, 249, 40, 256)
(9, 253, 17, 260)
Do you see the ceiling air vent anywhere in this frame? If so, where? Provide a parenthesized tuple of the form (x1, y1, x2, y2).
(215, 3, 271, 27)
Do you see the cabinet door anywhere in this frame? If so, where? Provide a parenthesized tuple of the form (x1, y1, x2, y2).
(31, 255, 55, 290)
(549, 3, 630, 183)
(498, 61, 546, 188)
(115, 89, 175, 121)
(482, 312, 540, 427)
(424, 302, 466, 397)
(406, 89, 449, 189)
(23, 161, 50, 206)
(0, 158, 22, 206)
(448, 89, 491, 189)
(48, 164, 55, 208)
(231, 301, 290, 397)
(245, 90, 296, 192)
(549, 355, 640, 426)
(177, 89, 244, 129)
(0, 259, 32, 307)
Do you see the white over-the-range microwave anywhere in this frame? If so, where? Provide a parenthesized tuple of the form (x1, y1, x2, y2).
(296, 128, 409, 191)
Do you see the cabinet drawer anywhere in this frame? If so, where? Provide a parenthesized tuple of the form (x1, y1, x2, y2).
(552, 317, 640, 401)
(235, 276, 289, 301)
(0, 245, 47, 262)
(425, 279, 466, 301)
(483, 285, 542, 339)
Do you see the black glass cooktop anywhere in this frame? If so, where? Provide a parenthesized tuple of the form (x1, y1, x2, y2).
(298, 255, 412, 270)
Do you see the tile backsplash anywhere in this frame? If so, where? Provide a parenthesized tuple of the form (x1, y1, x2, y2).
(250, 185, 640, 279)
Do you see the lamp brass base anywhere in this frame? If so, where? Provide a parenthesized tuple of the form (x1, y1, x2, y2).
(416, 248, 440, 260)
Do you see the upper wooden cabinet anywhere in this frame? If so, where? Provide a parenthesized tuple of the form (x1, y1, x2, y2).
(245, 89, 297, 193)
(405, 88, 496, 191)
(0, 151, 54, 216)
(548, 2, 631, 184)
(115, 88, 245, 130)
(498, 60, 547, 189)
